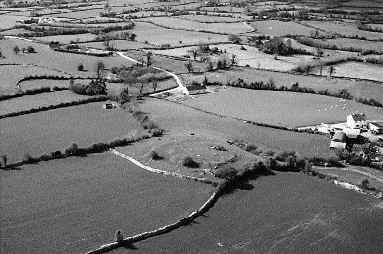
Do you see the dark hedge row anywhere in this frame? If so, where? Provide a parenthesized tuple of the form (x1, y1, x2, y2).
(0, 86, 68, 101)
(0, 96, 108, 119)
(17, 75, 81, 84)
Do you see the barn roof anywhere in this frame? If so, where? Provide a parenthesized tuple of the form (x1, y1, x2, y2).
(370, 122, 383, 128)
(332, 131, 347, 142)
(349, 113, 366, 121)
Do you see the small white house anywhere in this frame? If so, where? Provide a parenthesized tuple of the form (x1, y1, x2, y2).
(369, 122, 383, 134)
(346, 113, 367, 129)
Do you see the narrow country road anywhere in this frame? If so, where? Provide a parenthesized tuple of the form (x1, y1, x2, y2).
(116, 52, 189, 95)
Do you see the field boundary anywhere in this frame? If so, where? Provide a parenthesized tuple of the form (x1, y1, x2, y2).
(84, 191, 220, 254)
(109, 149, 217, 185)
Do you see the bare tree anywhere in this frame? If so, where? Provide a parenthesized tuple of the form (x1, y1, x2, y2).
(146, 51, 153, 66)
(94, 61, 105, 79)
(185, 61, 193, 73)
(187, 47, 199, 60)
(152, 82, 158, 92)
(328, 66, 336, 77)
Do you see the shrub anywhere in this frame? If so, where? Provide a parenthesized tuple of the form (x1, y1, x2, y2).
(214, 165, 238, 180)
(359, 178, 370, 189)
(264, 157, 277, 170)
(149, 149, 162, 160)
(182, 156, 199, 168)
(26, 46, 35, 53)
(23, 153, 38, 163)
(244, 144, 257, 152)
(65, 143, 79, 156)
(77, 63, 84, 71)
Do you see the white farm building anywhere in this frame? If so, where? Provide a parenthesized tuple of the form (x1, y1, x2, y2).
(346, 113, 367, 129)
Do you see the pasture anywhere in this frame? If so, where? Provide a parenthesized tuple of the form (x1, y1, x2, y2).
(307, 38, 383, 53)
(139, 17, 251, 34)
(0, 90, 88, 115)
(80, 40, 151, 50)
(0, 14, 31, 29)
(182, 87, 383, 128)
(50, 8, 103, 19)
(132, 22, 228, 46)
(181, 67, 383, 104)
(138, 98, 334, 157)
(0, 38, 134, 78)
(18, 78, 87, 91)
(177, 14, 244, 23)
(250, 20, 314, 36)
(0, 102, 146, 163)
(301, 21, 383, 40)
(328, 62, 383, 82)
(35, 33, 97, 44)
(0, 153, 213, 254)
(124, 172, 383, 254)
(0, 64, 68, 94)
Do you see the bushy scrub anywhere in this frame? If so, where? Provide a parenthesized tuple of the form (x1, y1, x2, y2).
(214, 165, 238, 180)
(182, 156, 200, 168)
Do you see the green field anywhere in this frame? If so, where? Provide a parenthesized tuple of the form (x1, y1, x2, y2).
(301, 21, 383, 40)
(139, 98, 334, 157)
(180, 67, 383, 104)
(0, 90, 89, 115)
(132, 22, 228, 46)
(182, 87, 383, 128)
(313, 38, 383, 53)
(120, 172, 383, 254)
(329, 62, 383, 82)
(0, 38, 134, 78)
(0, 102, 146, 163)
(0, 64, 69, 94)
(0, 153, 213, 254)
(140, 17, 250, 34)
(250, 20, 314, 36)
(35, 33, 97, 44)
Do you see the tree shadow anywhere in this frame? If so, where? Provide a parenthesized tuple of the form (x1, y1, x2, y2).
(120, 242, 138, 250)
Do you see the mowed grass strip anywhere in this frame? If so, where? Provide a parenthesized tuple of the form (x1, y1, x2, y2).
(121, 172, 383, 254)
(0, 102, 146, 163)
(139, 98, 333, 157)
(182, 88, 383, 128)
(0, 153, 213, 254)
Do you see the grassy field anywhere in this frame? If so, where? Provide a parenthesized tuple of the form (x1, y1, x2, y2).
(180, 67, 383, 104)
(0, 102, 146, 163)
(301, 21, 383, 40)
(0, 14, 31, 29)
(0, 38, 133, 78)
(17, 78, 88, 91)
(139, 17, 251, 34)
(0, 90, 89, 115)
(250, 20, 314, 36)
(35, 33, 97, 44)
(132, 22, 228, 46)
(80, 40, 151, 50)
(152, 43, 312, 71)
(138, 98, 334, 157)
(50, 9, 103, 19)
(314, 165, 383, 192)
(182, 87, 383, 128)
(0, 153, 213, 254)
(117, 172, 383, 254)
(328, 62, 383, 82)
(0, 64, 69, 94)
(178, 14, 244, 23)
(314, 38, 383, 53)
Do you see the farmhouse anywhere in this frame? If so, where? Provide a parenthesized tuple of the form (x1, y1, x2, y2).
(369, 122, 383, 134)
(346, 113, 368, 129)
(330, 131, 347, 150)
(187, 84, 207, 95)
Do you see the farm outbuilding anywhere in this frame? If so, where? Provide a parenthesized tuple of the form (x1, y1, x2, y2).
(346, 113, 367, 129)
(369, 122, 383, 134)
(102, 103, 116, 109)
(330, 131, 347, 150)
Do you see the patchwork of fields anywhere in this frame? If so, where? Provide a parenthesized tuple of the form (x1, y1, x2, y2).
(1, 1, 383, 253)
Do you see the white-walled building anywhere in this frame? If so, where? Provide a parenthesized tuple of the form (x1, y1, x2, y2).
(346, 113, 368, 129)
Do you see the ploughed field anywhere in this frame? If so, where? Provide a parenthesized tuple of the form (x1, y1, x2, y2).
(116, 172, 383, 254)
(182, 87, 383, 128)
(0, 102, 146, 164)
(0, 153, 213, 254)
(139, 98, 333, 158)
